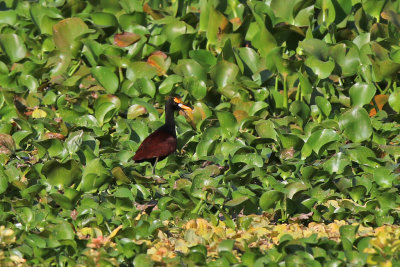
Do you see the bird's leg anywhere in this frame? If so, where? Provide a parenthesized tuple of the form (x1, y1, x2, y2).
(152, 157, 159, 175)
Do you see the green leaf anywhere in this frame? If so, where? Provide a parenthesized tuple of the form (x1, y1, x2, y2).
(349, 83, 376, 107)
(91, 12, 118, 28)
(0, 170, 8, 194)
(52, 222, 74, 240)
(389, 88, 400, 113)
(254, 120, 277, 140)
(225, 196, 249, 207)
(210, 60, 239, 89)
(79, 158, 110, 192)
(0, 34, 27, 62)
(260, 190, 283, 211)
(289, 101, 310, 127)
(134, 78, 155, 98)
(133, 254, 153, 267)
(339, 107, 372, 143)
(232, 153, 263, 167)
(91, 66, 119, 94)
(159, 74, 182, 95)
(65, 130, 83, 155)
(189, 49, 217, 69)
(183, 76, 207, 100)
(50, 193, 73, 210)
(174, 59, 207, 82)
(53, 18, 91, 57)
(347, 146, 379, 168)
(304, 56, 335, 79)
(373, 167, 396, 189)
(127, 62, 158, 81)
(42, 160, 82, 188)
(94, 94, 121, 126)
(216, 111, 238, 138)
(249, 4, 277, 57)
(306, 129, 339, 154)
(323, 152, 350, 174)
(315, 96, 331, 117)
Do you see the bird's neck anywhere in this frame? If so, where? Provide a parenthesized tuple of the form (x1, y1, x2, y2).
(164, 104, 176, 134)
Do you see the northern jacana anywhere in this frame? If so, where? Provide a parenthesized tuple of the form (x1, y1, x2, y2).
(132, 97, 192, 174)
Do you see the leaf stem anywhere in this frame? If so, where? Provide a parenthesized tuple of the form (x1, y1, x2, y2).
(283, 73, 288, 111)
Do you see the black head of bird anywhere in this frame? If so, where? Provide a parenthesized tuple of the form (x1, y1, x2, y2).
(132, 97, 192, 174)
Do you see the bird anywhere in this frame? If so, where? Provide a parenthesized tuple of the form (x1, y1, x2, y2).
(132, 96, 192, 174)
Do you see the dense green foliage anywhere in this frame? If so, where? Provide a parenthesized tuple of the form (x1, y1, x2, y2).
(0, 0, 400, 265)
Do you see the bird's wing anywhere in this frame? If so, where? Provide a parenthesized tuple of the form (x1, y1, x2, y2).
(132, 130, 177, 162)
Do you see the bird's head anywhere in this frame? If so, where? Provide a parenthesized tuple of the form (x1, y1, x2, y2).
(168, 96, 192, 112)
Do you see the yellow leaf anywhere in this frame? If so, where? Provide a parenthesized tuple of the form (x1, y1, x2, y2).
(174, 239, 189, 254)
(32, 108, 47, 118)
(107, 225, 122, 239)
(380, 260, 392, 267)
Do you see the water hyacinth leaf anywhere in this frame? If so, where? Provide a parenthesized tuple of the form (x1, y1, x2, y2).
(306, 129, 339, 154)
(347, 146, 379, 168)
(339, 107, 372, 143)
(315, 96, 331, 117)
(189, 49, 217, 69)
(339, 225, 358, 251)
(377, 192, 397, 210)
(65, 130, 83, 155)
(94, 94, 121, 126)
(91, 12, 118, 28)
(260, 190, 283, 211)
(254, 120, 277, 140)
(196, 139, 215, 158)
(159, 74, 182, 95)
(323, 152, 350, 174)
(174, 59, 207, 82)
(373, 167, 396, 189)
(349, 185, 366, 202)
(232, 154, 263, 167)
(286, 182, 308, 199)
(304, 56, 335, 79)
(349, 83, 376, 107)
(389, 88, 400, 113)
(133, 254, 152, 267)
(42, 160, 82, 187)
(298, 72, 313, 102)
(0, 34, 27, 62)
(79, 158, 110, 192)
(210, 60, 239, 89)
(134, 78, 155, 98)
(91, 66, 119, 94)
(147, 51, 171, 76)
(206, 5, 229, 46)
(126, 62, 158, 81)
(50, 193, 73, 210)
(300, 39, 329, 60)
(127, 104, 147, 119)
(114, 32, 141, 47)
(53, 18, 91, 56)
(0, 10, 17, 25)
(289, 101, 310, 127)
(225, 196, 249, 207)
(249, 4, 277, 57)
(12, 130, 32, 149)
(0, 170, 8, 194)
(235, 47, 260, 76)
(52, 222, 74, 240)
(184, 76, 207, 100)
(216, 111, 238, 138)
(170, 34, 195, 59)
